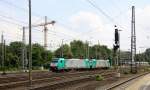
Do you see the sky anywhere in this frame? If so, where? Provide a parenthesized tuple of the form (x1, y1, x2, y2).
(0, 0, 150, 52)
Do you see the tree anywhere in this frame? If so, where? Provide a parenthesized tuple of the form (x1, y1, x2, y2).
(9, 41, 24, 57)
(9, 41, 24, 69)
(100, 45, 111, 59)
(54, 44, 72, 59)
(70, 40, 85, 58)
(6, 53, 19, 68)
(41, 50, 53, 68)
(32, 43, 45, 66)
(145, 48, 150, 64)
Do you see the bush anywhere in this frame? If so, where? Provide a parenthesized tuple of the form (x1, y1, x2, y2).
(123, 71, 129, 74)
(95, 75, 104, 81)
(144, 67, 150, 72)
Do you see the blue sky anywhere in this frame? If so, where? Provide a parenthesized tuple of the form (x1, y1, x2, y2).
(0, 0, 150, 52)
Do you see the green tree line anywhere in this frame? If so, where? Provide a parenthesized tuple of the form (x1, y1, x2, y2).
(54, 40, 112, 59)
(0, 42, 53, 70)
(135, 48, 150, 64)
(0, 40, 150, 71)
(0, 40, 112, 70)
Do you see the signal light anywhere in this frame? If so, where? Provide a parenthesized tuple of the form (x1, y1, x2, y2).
(115, 28, 119, 44)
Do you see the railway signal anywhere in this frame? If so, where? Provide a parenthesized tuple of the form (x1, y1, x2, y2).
(115, 27, 119, 45)
(113, 25, 120, 66)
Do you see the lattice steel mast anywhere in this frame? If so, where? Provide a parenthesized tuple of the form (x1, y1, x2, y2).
(131, 6, 136, 62)
(131, 6, 136, 73)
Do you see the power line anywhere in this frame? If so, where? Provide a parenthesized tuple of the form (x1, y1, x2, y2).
(0, 0, 43, 19)
(64, 26, 102, 42)
(109, 0, 123, 16)
(0, 17, 23, 26)
(0, 14, 74, 40)
(0, 13, 78, 41)
(85, 0, 124, 29)
(85, 0, 115, 23)
(0, 0, 112, 45)
(0, 0, 91, 41)
(0, 13, 27, 25)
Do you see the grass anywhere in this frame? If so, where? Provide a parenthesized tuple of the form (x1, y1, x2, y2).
(95, 75, 104, 81)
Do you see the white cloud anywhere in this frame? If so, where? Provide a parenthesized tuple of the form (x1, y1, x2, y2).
(70, 11, 104, 32)
(0, 21, 22, 44)
(69, 11, 113, 48)
(135, 5, 150, 52)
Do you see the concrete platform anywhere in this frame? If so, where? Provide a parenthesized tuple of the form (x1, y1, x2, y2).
(126, 74, 150, 90)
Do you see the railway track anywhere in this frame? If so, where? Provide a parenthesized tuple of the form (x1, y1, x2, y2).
(0, 71, 79, 83)
(30, 71, 116, 90)
(0, 70, 115, 90)
(0, 70, 109, 84)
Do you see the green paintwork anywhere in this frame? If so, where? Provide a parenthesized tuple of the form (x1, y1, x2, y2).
(108, 57, 112, 66)
(84, 59, 97, 69)
(92, 59, 97, 68)
(57, 58, 65, 70)
(107, 60, 111, 67)
(89, 60, 93, 68)
(84, 59, 90, 68)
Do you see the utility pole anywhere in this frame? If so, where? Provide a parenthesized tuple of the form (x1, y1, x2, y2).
(24, 17, 55, 49)
(1, 33, 3, 70)
(1, 33, 5, 75)
(27, 1, 55, 86)
(95, 43, 97, 59)
(131, 6, 137, 73)
(85, 41, 87, 59)
(22, 27, 25, 72)
(61, 39, 64, 58)
(95, 40, 99, 59)
(25, 16, 54, 69)
(98, 40, 100, 59)
(85, 41, 89, 59)
(3, 40, 6, 75)
(28, 0, 32, 87)
(44, 16, 48, 49)
(24, 43, 28, 72)
(22, 27, 28, 72)
(87, 41, 89, 59)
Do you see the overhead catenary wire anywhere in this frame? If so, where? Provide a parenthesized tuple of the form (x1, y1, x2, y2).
(0, 0, 122, 47)
(0, 12, 74, 39)
(64, 26, 102, 42)
(85, 0, 115, 23)
(0, 0, 60, 26)
(0, 0, 99, 44)
(0, 0, 43, 19)
(0, 16, 76, 46)
(0, 12, 78, 41)
(109, 0, 124, 17)
(85, 0, 124, 29)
